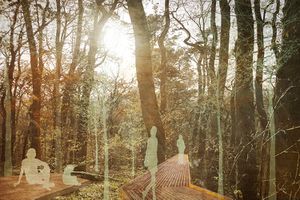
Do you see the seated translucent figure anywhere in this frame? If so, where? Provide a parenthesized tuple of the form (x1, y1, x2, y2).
(177, 134, 186, 164)
(14, 148, 54, 190)
(63, 165, 81, 186)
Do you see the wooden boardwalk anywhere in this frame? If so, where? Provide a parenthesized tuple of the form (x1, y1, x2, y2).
(120, 154, 231, 200)
(0, 173, 90, 200)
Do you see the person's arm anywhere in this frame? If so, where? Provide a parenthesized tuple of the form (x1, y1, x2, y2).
(144, 140, 150, 167)
(14, 167, 24, 187)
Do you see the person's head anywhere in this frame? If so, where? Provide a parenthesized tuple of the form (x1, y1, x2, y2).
(64, 165, 76, 173)
(26, 148, 36, 159)
(179, 134, 183, 139)
(150, 126, 157, 137)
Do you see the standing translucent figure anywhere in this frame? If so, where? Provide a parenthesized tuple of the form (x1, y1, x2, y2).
(14, 148, 54, 190)
(142, 126, 158, 200)
(63, 165, 81, 186)
(177, 134, 185, 164)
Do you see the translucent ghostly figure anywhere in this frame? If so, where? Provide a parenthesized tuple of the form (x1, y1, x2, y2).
(63, 165, 81, 186)
(14, 148, 54, 190)
(142, 126, 158, 200)
(177, 134, 186, 164)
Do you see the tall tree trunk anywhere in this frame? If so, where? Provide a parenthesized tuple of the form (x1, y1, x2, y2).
(53, 0, 62, 173)
(191, 56, 203, 146)
(2, 4, 20, 173)
(21, 0, 42, 158)
(218, 0, 230, 100)
(93, 104, 99, 172)
(216, 62, 224, 195)
(37, 1, 48, 160)
(128, 0, 166, 163)
(77, 9, 98, 170)
(274, 1, 300, 199)
(102, 99, 109, 200)
(267, 1, 279, 199)
(61, 0, 83, 163)
(77, 0, 118, 169)
(158, 0, 170, 114)
(0, 88, 5, 175)
(8, 10, 18, 165)
(254, 0, 268, 133)
(208, 0, 217, 94)
(271, 0, 280, 62)
(206, 0, 218, 192)
(254, 1, 269, 198)
(218, 0, 230, 195)
(268, 90, 277, 200)
(4, 65, 12, 176)
(234, 0, 258, 199)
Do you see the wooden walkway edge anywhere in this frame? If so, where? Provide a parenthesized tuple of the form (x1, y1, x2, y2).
(0, 174, 91, 200)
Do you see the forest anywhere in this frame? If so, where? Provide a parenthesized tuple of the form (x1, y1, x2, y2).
(0, 0, 299, 199)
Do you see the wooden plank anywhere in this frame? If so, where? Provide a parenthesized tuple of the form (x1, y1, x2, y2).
(120, 154, 232, 200)
(122, 186, 232, 200)
(121, 154, 191, 199)
(122, 154, 190, 191)
(188, 184, 231, 200)
(0, 174, 90, 200)
(131, 186, 231, 200)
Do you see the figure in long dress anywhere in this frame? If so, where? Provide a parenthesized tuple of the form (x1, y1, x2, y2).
(14, 148, 54, 190)
(142, 126, 158, 200)
(177, 134, 185, 164)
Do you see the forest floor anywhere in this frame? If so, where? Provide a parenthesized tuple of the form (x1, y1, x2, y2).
(54, 168, 144, 200)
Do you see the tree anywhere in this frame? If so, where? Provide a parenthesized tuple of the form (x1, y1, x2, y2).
(234, 0, 258, 199)
(102, 95, 109, 200)
(218, 0, 230, 100)
(206, 0, 218, 191)
(127, 0, 166, 163)
(171, 3, 208, 184)
(53, 0, 64, 173)
(217, 0, 230, 195)
(3, 60, 12, 176)
(268, 1, 280, 199)
(253, 0, 269, 198)
(158, 0, 170, 114)
(254, 0, 268, 133)
(1, 2, 22, 175)
(21, 0, 42, 158)
(61, 0, 84, 163)
(77, 0, 118, 169)
(274, 0, 300, 199)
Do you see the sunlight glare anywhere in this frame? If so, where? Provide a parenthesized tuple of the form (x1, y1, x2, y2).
(102, 21, 133, 65)
(101, 20, 135, 79)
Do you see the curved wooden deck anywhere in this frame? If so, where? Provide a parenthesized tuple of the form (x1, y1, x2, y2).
(0, 173, 90, 200)
(120, 154, 231, 200)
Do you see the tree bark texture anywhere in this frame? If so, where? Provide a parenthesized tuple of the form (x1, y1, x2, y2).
(234, 0, 258, 199)
(274, 0, 300, 199)
(21, 0, 42, 159)
(128, 0, 166, 163)
(158, 0, 170, 114)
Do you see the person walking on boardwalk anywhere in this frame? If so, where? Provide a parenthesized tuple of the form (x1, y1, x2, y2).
(177, 134, 185, 164)
(142, 126, 158, 200)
